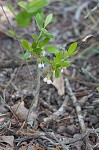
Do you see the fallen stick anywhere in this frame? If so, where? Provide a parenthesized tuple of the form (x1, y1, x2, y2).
(65, 78, 85, 132)
(43, 96, 69, 125)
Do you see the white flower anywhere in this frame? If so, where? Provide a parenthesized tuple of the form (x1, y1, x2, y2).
(47, 79, 52, 84)
(43, 77, 52, 84)
(38, 63, 42, 68)
(61, 69, 63, 73)
(38, 63, 44, 68)
(43, 77, 48, 82)
(41, 63, 44, 68)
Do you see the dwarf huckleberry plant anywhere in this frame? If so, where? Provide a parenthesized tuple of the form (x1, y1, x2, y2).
(7, 0, 78, 110)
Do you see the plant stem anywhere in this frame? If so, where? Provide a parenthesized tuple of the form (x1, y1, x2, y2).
(31, 64, 40, 111)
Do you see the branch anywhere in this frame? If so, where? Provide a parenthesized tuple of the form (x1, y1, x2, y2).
(65, 78, 86, 132)
(43, 96, 69, 125)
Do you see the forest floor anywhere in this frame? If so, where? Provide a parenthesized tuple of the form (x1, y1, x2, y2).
(0, 0, 99, 150)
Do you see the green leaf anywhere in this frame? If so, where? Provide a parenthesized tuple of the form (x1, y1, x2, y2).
(8, 30, 15, 36)
(40, 38, 50, 47)
(16, 10, 33, 27)
(44, 33, 54, 39)
(55, 63, 60, 68)
(33, 48, 42, 54)
(32, 42, 37, 48)
(70, 50, 78, 56)
(41, 28, 54, 39)
(32, 34, 38, 40)
(96, 87, 99, 92)
(41, 56, 50, 64)
(64, 51, 69, 58)
(55, 51, 62, 63)
(36, 13, 43, 30)
(44, 13, 53, 27)
(17, 1, 26, 8)
(68, 42, 77, 55)
(60, 61, 70, 67)
(26, 0, 49, 13)
(45, 46, 59, 54)
(55, 68, 60, 78)
(22, 40, 30, 51)
(7, 3, 16, 16)
(41, 28, 48, 34)
(20, 51, 31, 59)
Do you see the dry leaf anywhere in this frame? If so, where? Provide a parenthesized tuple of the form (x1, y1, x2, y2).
(11, 101, 28, 122)
(1, 136, 14, 148)
(52, 74, 64, 95)
(11, 101, 37, 123)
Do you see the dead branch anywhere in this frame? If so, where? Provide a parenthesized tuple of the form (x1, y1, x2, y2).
(65, 78, 86, 132)
(80, 68, 99, 83)
(40, 98, 56, 112)
(43, 96, 69, 125)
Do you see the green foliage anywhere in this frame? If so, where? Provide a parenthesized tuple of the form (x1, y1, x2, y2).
(36, 13, 43, 30)
(7, 0, 49, 27)
(64, 42, 78, 57)
(41, 56, 50, 64)
(44, 13, 53, 28)
(22, 40, 31, 51)
(8, 30, 15, 36)
(96, 87, 99, 92)
(7, 1, 78, 79)
(45, 46, 59, 54)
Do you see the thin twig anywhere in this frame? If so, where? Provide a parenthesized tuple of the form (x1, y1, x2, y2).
(80, 68, 99, 83)
(85, 3, 99, 19)
(0, 4, 34, 86)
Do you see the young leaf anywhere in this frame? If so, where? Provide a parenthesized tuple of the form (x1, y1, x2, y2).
(20, 51, 31, 59)
(44, 13, 53, 28)
(44, 33, 54, 39)
(32, 34, 38, 40)
(55, 68, 60, 78)
(16, 10, 33, 27)
(17, 1, 26, 8)
(36, 13, 43, 30)
(33, 48, 42, 54)
(45, 46, 59, 54)
(41, 56, 50, 64)
(26, 0, 49, 13)
(55, 51, 62, 63)
(70, 50, 78, 56)
(40, 38, 50, 47)
(8, 30, 15, 36)
(60, 61, 70, 67)
(32, 42, 37, 48)
(22, 40, 30, 51)
(68, 42, 77, 55)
